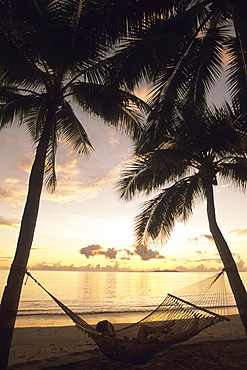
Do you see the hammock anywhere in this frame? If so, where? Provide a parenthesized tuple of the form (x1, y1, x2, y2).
(25, 270, 230, 365)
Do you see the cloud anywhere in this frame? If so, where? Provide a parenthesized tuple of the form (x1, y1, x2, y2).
(30, 261, 77, 271)
(124, 248, 135, 256)
(188, 234, 214, 244)
(200, 234, 214, 242)
(188, 237, 199, 243)
(29, 260, 222, 272)
(79, 245, 117, 260)
(232, 253, 247, 271)
(236, 258, 247, 271)
(0, 180, 28, 207)
(0, 216, 20, 228)
(29, 261, 134, 272)
(79, 244, 118, 260)
(175, 256, 247, 272)
(228, 228, 247, 238)
(175, 264, 221, 272)
(0, 138, 128, 206)
(98, 247, 118, 259)
(18, 157, 32, 173)
(108, 131, 120, 147)
(4, 178, 21, 185)
(0, 186, 10, 199)
(0, 185, 21, 201)
(195, 250, 204, 255)
(135, 245, 165, 261)
(41, 151, 121, 204)
(79, 244, 102, 258)
(0, 256, 13, 261)
(191, 257, 222, 264)
(79, 244, 165, 262)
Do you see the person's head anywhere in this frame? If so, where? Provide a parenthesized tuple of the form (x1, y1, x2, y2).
(96, 320, 116, 337)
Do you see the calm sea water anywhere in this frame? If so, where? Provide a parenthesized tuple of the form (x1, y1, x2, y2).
(0, 270, 246, 327)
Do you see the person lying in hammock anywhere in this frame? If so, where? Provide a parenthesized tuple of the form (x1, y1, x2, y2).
(96, 317, 199, 343)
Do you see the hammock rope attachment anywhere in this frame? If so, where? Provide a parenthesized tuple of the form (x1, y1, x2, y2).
(25, 270, 230, 365)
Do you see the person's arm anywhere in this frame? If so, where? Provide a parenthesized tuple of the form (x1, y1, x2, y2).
(158, 318, 199, 342)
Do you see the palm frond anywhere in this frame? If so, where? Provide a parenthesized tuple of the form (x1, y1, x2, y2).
(24, 100, 47, 142)
(220, 158, 247, 191)
(226, 36, 247, 114)
(186, 24, 228, 105)
(134, 175, 203, 244)
(70, 82, 147, 141)
(168, 102, 246, 156)
(116, 149, 194, 201)
(44, 129, 58, 193)
(109, 16, 185, 91)
(83, 0, 179, 44)
(0, 88, 44, 130)
(0, 35, 45, 89)
(56, 100, 93, 155)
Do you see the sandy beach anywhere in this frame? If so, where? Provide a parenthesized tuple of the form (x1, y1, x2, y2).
(7, 314, 247, 369)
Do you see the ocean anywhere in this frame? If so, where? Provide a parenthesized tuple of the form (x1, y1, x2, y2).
(0, 269, 246, 328)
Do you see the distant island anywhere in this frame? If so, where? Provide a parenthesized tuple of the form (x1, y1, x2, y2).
(139, 269, 180, 272)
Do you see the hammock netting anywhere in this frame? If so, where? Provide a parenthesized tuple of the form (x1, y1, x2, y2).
(25, 270, 230, 365)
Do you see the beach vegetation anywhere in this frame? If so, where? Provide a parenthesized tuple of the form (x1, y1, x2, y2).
(1, 0, 247, 367)
(110, 0, 247, 121)
(113, 0, 247, 336)
(117, 101, 247, 334)
(0, 1, 150, 368)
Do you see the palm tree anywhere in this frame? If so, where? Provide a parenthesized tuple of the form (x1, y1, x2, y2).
(111, 1, 247, 333)
(0, 1, 148, 368)
(107, 0, 247, 129)
(116, 102, 247, 334)
(1, 1, 247, 366)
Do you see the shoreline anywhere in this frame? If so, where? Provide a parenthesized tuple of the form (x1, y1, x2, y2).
(14, 311, 153, 328)
(14, 305, 239, 328)
(8, 314, 246, 369)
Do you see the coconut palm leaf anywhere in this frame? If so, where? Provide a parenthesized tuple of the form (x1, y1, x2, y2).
(117, 102, 247, 237)
(0, 88, 44, 129)
(134, 175, 203, 244)
(102, 1, 247, 127)
(55, 101, 93, 154)
(226, 36, 247, 114)
(44, 130, 58, 192)
(220, 158, 247, 190)
(0, 3, 153, 367)
(117, 149, 195, 201)
(117, 99, 247, 334)
(70, 82, 148, 140)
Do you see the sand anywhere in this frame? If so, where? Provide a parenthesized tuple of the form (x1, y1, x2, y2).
(7, 314, 247, 369)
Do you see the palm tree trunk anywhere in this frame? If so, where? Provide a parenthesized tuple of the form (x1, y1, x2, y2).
(206, 182, 247, 335)
(0, 106, 56, 370)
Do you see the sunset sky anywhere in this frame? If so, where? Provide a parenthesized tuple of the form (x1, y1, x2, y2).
(0, 79, 247, 273)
